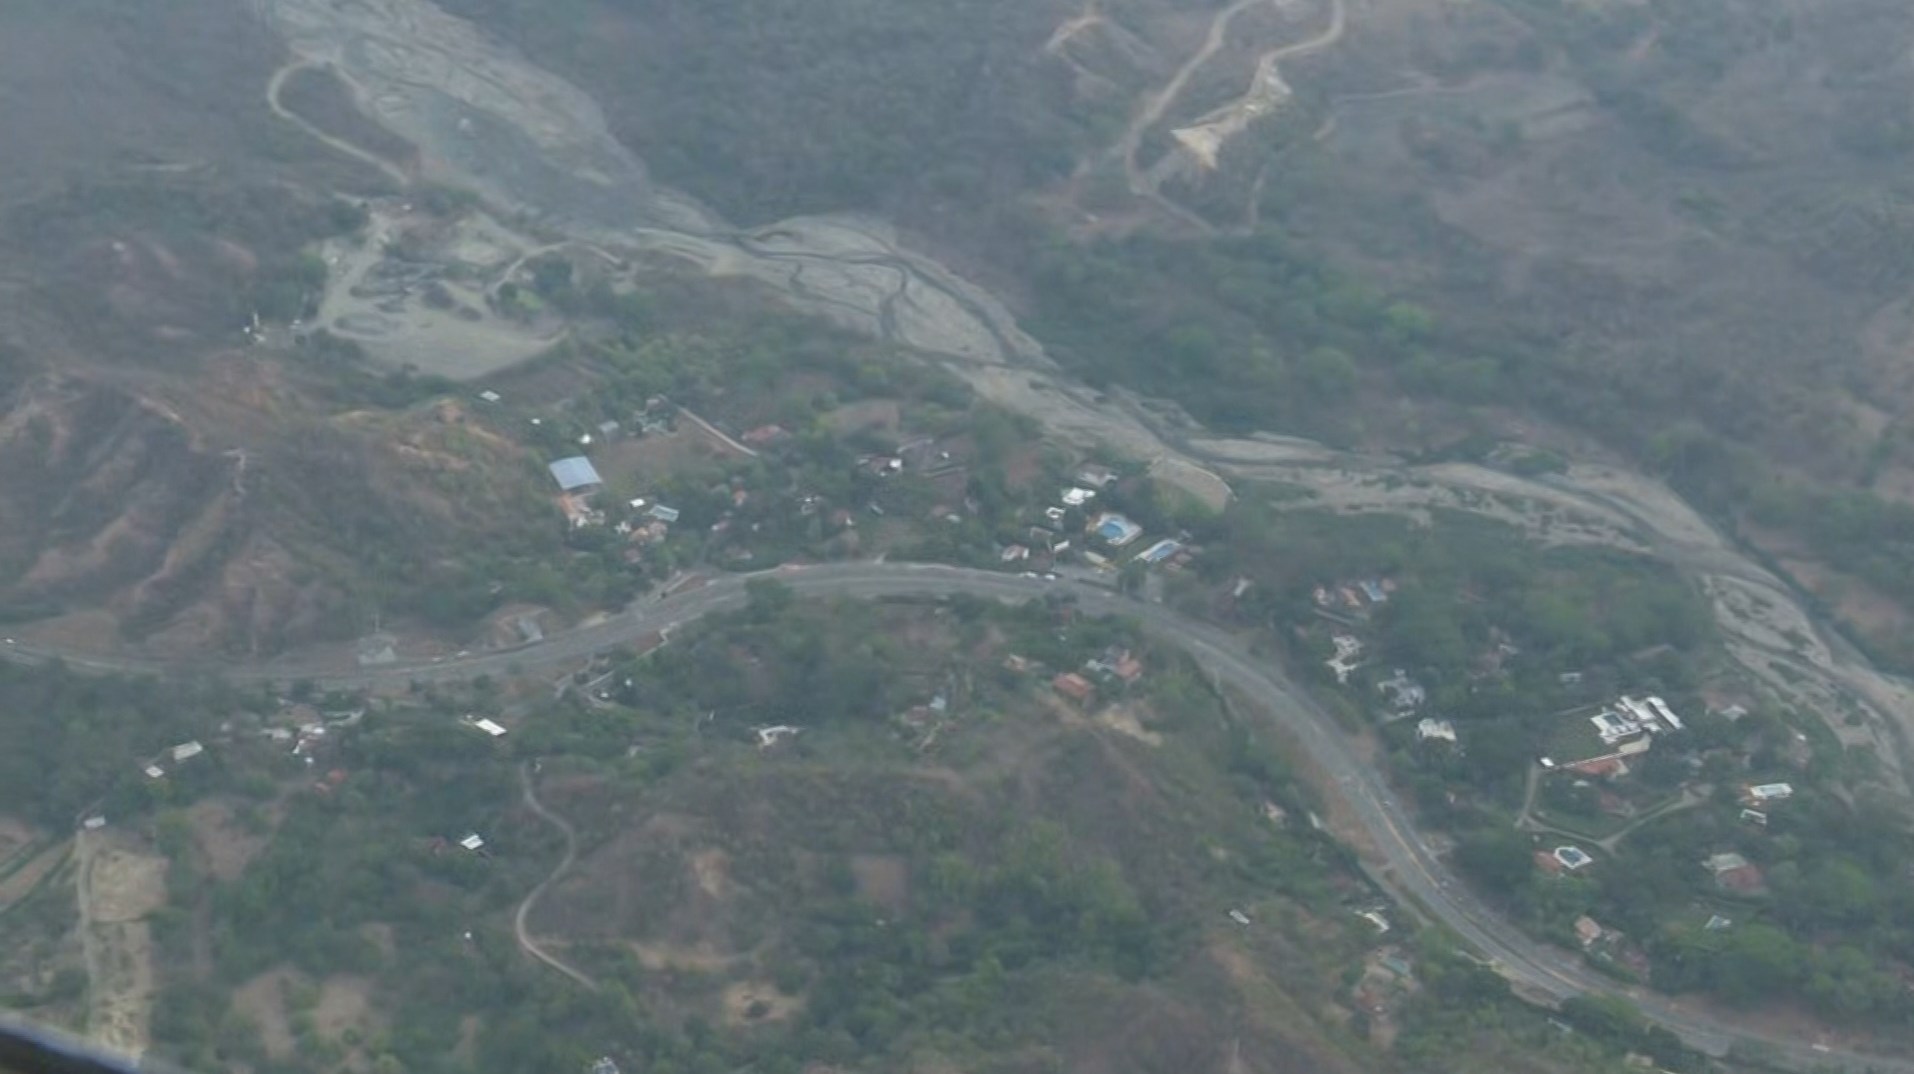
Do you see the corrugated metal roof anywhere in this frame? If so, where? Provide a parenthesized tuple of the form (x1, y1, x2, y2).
(548, 456, 603, 490)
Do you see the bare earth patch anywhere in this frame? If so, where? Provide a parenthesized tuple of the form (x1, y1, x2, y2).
(232, 968, 301, 1060)
(850, 854, 910, 912)
(1095, 702, 1164, 746)
(315, 975, 383, 1041)
(722, 979, 803, 1026)
(77, 831, 168, 1057)
(0, 816, 40, 866)
(185, 798, 272, 882)
(690, 848, 731, 900)
(629, 941, 743, 972)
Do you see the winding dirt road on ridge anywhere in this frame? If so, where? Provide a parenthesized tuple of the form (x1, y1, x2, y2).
(1110, 0, 1346, 197)
(514, 763, 597, 990)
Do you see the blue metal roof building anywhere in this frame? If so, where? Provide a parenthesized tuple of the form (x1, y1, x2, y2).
(548, 456, 604, 491)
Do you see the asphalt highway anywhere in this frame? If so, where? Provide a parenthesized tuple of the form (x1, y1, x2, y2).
(8, 562, 1911, 1072)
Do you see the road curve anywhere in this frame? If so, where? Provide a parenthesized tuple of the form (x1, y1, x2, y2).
(10, 562, 1910, 1072)
(513, 763, 598, 990)
(264, 60, 412, 187)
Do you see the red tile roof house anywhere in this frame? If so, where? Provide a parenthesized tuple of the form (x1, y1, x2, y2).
(1052, 672, 1096, 705)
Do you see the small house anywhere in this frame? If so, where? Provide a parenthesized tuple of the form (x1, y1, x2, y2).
(1574, 916, 1605, 948)
(1052, 672, 1096, 705)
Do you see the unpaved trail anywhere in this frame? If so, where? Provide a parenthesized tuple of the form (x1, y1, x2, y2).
(265, 61, 413, 187)
(1167, 0, 1347, 174)
(1113, 0, 1345, 194)
(1113, 0, 1270, 188)
(514, 764, 597, 990)
(1044, 0, 1105, 55)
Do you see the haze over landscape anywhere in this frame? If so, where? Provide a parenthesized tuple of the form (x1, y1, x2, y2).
(6, 1, 1914, 1072)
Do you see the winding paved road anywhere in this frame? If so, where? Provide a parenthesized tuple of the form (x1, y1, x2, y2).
(12, 563, 1910, 1072)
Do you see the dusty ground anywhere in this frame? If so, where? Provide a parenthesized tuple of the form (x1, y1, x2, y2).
(628, 940, 743, 972)
(1096, 702, 1165, 746)
(594, 423, 744, 486)
(722, 979, 802, 1026)
(311, 202, 565, 378)
(232, 968, 302, 1059)
(232, 969, 383, 1061)
(690, 848, 730, 900)
(849, 853, 909, 912)
(185, 798, 272, 883)
(0, 816, 40, 866)
(75, 829, 167, 1058)
(314, 975, 382, 1042)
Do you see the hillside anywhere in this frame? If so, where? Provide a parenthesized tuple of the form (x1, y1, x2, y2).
(0, 595, 1692, 1074)
(432, 0, 1914, 662)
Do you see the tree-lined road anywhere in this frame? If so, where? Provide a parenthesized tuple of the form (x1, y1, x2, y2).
(9, 562, 1909, 1072)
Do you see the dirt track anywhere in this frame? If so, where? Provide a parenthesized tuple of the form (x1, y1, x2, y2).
(514, 765, 597, 990)
(266, 61, 411, 186)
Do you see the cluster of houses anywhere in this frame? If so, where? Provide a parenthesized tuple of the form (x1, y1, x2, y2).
(140, 739, 207, 782)
(1019, 464, 1197, 575)
(1314, 577, 1395, 619)
(1348, 946, 1419, 1036)
(1570, 914, 1651, 977)
(1041, 644, 1150, 709)
(546, 455, 687, 559)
